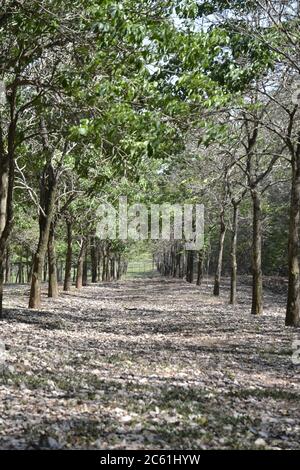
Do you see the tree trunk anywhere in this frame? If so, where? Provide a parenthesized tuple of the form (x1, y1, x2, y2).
(5, 247, 10, 283)
(0, 261, 4, 318)
(106, 256, 110, 281)
(59, 259, 64, 282)
(83, 249, 88, 286)
(29, 164, 57, 309)
(171, 246, 176, 276)
(102, 254, 106, 281)
(213, 211, 226, 296)
(0, 104, 17, 317)
(186, 251, 194, 283)
(196, 249, 204, 286)
(27, 253, 34, 284)
(110, 258, 114, 280)
(251, 189, 263, 315)
(76, 237, 87, 289)
(230, 203, 239, 305)
(63, 220, 73, 291)
(0, 156, 11, 317)
(175, 250, 181, 278)
(117, 254, 121, 280)
(43, 260, 48, 282)
(48, 223, 59, 298)
(179, 250, 185, 278)
(286, 149, 300, 326)
(19, 261, 24, 284)
(91, 238, 98, 283)
(0, 154, 15, 318)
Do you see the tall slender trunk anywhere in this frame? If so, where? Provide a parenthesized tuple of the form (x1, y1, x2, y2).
(286, 147, 300, 326)
(5, 247, 10, 283)
(0, 101, 17, 317)
(29, 164, 57, 309)
(83, 248, 88, 286)
(163, 250, 168, 276)
(102, 253, 106, 281)
(213, 210, 226, 296)
(106, 256, 110, 281)
(230, 203, 239, 305)
(27, 253, 34, 283)
(59, 259, 64, 282)
(63, 220, 73, 291)
(110, 257, 115, 280)
(251, 189, 263, 315)
(196, 249, 204, 286)
(0, 156, 11, 317)
(19, 261, 24, 284)
(114, 258, 118, 279)
(97, 257, 101, 281)
(91, 238, 98, 283)
(25, 249, 30, 283)
(0, 262, 4, 318)
(43, 260, 48, 282)
(76, 237, 87, 289)
(117, 254, 121, 280)
(186, 251, 194, 283)
(179, 250, 185, 278)
(0, 161, 8, 240)
(171, 246, 176, 276)
(48, 223, 59, 298)
(175, 250, 181, 278)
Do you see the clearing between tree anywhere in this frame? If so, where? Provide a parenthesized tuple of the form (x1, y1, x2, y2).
(0, 277, 299, 450)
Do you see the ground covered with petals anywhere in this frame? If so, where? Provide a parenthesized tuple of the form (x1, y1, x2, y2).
(0, 277, 299, 449)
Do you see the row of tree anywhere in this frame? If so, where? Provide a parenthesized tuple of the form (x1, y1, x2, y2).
(0, 0, 300, 327)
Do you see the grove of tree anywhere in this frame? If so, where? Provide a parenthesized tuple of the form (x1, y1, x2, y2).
(0, 0, 300, 451)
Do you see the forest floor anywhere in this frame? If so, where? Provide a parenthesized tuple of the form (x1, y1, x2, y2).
(0, 275, 299, 450)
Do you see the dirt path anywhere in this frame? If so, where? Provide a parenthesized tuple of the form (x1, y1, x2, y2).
(0, 277, 299, 449)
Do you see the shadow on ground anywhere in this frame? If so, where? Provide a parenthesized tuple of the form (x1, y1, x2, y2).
(0, 277, 299, 449)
